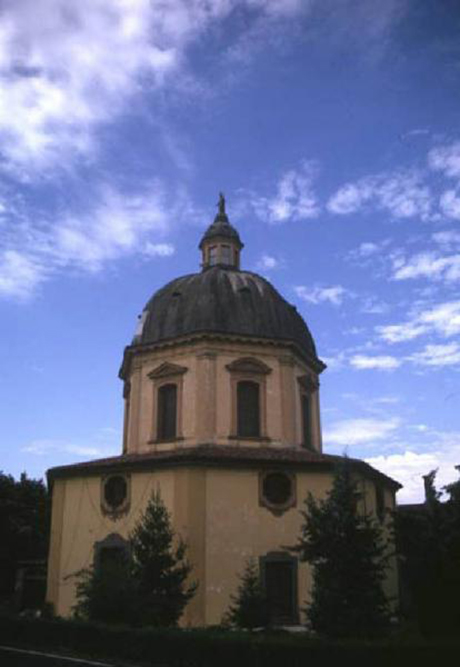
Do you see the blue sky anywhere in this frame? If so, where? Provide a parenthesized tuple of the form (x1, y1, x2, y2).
(1, 0, 460, 503)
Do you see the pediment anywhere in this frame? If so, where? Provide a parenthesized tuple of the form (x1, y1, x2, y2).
(297, 374, 319, 392)
(226, 357, 272, 375)
(148, 362, 188, 380)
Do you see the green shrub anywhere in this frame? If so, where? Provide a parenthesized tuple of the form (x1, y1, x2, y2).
(226, 558, 268, 629)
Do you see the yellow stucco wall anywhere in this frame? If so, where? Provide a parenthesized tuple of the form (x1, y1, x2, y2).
(123, 339, 323, 455)
(47, 464, 398, 625)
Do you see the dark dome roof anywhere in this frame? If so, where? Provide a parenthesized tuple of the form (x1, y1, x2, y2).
(135, 267, 320, 363)
(199, 212, 243, 249)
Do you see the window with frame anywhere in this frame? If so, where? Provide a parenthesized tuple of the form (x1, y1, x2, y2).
(260, 553, 298, 625)
(237, 380, 260, 437)
(260, 471, 296, 514)
(209, 245, 218, 265)
(104, 475, 128, 510)
(157, 383, 177, 440)
(94, 533, 129, 573)
(101, 474, 130, 517)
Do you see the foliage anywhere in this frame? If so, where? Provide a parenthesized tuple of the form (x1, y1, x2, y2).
(2, 613, 460, 667)
(130, 488, 197, 626)
(395, 467, 460, 637)
(291, 458, 391, 639)
(74, 488, 196, 627)
(0, 471, 50, 601)
(74, 557, 138, 625)
(226, 558, 268, 628)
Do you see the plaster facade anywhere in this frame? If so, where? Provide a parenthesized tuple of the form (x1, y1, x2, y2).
(122, 339, 322, 456)
(46, 464, 398, 625)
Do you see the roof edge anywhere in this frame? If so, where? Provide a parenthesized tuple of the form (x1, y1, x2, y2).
(47, 444, 401, 491)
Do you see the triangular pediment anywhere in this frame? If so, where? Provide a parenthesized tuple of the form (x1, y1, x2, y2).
(148, 362, 188, 379)
(226, 357, 272, 375)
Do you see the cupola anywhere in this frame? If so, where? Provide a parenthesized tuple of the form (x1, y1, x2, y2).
(199, 193, 244, 270)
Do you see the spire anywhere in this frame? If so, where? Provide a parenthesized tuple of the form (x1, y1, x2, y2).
(199, 193, 244, 270)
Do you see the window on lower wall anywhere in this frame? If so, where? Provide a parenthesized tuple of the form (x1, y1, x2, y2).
(237, 380, 260, 437)
(157, 383, 177, 440)
(260, 471, 296, 515)
(94, 533, 129, 573)
(260, 553, 298, 626)
(101, 474, 130, 518)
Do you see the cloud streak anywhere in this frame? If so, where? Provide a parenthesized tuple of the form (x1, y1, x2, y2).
(251, 161, 320, 223)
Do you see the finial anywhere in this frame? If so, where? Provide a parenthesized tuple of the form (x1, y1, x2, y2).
(217, 192, 226, 216)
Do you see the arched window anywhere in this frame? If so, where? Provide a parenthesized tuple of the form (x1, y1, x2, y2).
(157, 383, 177, 440)
(237, 380, 260, 437)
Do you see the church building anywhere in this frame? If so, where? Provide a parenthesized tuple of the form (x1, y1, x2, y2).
(46, 196, 400, 626)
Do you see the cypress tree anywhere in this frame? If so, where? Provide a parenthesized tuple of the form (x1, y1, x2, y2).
(130, 488, 197, 627)
(292, 458, 391, 638)
(226, 558, 268, 628)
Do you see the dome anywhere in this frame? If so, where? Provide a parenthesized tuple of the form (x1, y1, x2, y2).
(134, 266, 322, 364)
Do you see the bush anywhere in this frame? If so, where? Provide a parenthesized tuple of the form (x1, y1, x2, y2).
(226, 558, 268, 628)
(73, 488, 196, 627)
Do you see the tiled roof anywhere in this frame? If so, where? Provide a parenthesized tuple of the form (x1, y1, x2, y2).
(47, 444, 401, 489)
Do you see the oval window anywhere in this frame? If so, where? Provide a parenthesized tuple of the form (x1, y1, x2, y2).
(104, 475, 128, 510)
(262, 472, 292, 507)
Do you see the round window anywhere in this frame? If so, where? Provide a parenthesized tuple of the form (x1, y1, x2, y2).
(262, 472, 293, 507)
(104, 475, 128, 510)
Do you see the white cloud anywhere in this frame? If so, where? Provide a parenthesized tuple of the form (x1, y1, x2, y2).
(0, 249, 46, 300)
(350, 354, 401, 370)
(0, 180, 185, 300)
(143, 242, 175, 257)
(378, 300, 460, 343)
(52, 183, 171, 271)
(392, 251, 460, 283)
(428, 141, 460, 179)
(407, 342, 460, 367)
(356, 242, 380, 257)
(252, 161, 319, 223)
(360, 296, 389, 315)
(0, 0, 310, 177)
(440, 189, 460, 220)
(327, 182, 372, 214)
(23, 440, 102, 457)
(327, 170, 433, 220)
(418, 300, 460, 337)
(295, 284, 349, 305)
(324, 417, 400, 446)
(367, 444, 460, 504)
(0, 0, 182, 175)
(432, 230, 460, 249)
(256, 254, 279, 270)
(22, 427, 120, 459)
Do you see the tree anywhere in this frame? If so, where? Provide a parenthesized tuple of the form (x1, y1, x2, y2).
(0, 472, 50, 604)
(292, 458, 391, 638)
(396, 467, 460, 637)
(74, 489, 196, 626)
(226, 558, 268, 628)
(74, 555, 138, 625)
(130, 488, 197, 626)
